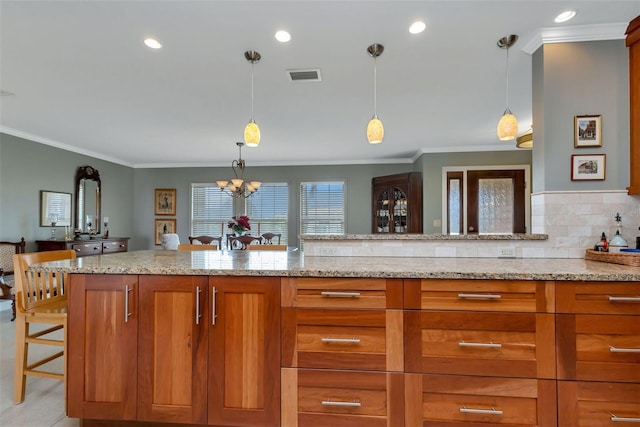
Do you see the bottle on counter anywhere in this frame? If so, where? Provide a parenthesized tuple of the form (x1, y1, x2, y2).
(594, 232, 609, 252)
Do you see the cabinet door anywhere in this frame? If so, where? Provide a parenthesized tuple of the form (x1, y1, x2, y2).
(137, 275, 208, 424)
(67, 274, 138, 421)
(208, 276, 281, 427)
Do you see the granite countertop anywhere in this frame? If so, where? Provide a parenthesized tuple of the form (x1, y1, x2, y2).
(301, 233, 549, 240)
(29, 250, 640, 281)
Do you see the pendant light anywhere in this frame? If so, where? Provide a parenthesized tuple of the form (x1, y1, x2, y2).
(244, 50, 261, 147)
(496, 35, 518, 141)
(366, 43, 384, 144)
(516, 125, 533, 149)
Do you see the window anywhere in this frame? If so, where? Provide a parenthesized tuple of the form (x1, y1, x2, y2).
(444, 166, 529, 234)
(300, 181, 345, 235)
(246, 182, 289, 244)
(191, 184, 233, 237)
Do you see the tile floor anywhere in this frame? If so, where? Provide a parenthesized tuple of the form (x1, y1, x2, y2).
(0, 300, 79, 426)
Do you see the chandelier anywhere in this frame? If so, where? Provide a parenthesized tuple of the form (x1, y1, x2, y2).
(216, 142, 262, 198)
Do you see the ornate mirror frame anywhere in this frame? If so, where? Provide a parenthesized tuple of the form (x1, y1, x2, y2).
(74, 165, 101, 234)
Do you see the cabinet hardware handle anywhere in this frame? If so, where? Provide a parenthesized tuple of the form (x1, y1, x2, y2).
(321, 400, 361, 407)
(608, 296, 640, 303)
(609, 346, 640, 353)
(195, 286, 202, 325)
(459, 406, 503, 415)
(458, 293, 501, 299)
(124, 284, 133, 323)
(611, 414, 640, 422)
(458, 341, 502, 348)
(211, 287, 217, 325)
(321, 291, 361, 298)
(321, 337, 361, 344)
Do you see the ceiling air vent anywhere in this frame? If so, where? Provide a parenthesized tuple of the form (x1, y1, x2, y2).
(286, 69, 321, 82)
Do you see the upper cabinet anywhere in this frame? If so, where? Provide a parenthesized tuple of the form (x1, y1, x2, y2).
(372, 172, 423, 234)
(627, 15, 640, 194)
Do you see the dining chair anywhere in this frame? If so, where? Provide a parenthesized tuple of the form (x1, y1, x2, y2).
(0, 237, 26, 321)
(188, 235, 222, 249)
(228, 235, 262, 250)
(260, 233, 282, 245)
(246, 244, 287, 251)
(13, 249, 76, 404)
(178, 244, 219, 251)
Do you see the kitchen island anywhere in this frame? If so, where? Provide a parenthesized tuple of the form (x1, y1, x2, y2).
(33, 250, 640, 427)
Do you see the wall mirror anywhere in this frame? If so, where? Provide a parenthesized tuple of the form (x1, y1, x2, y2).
(75, 165, 101, 234)
(40, 190, 72, 227)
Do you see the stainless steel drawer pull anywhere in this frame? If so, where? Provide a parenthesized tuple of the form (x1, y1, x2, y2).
(211, 287, 217, 325)
(458, 293, 501, 300)
(459, 406, 503, 415)
(321, 337, 361, 344)
(195, 286, 202, 325)
(610, 346, 640, 353)
(321, 291, 361, 298)
(610, 414, 640, 422)
(124, 285, 133, 323)
(608, 296, 640, 303)
(458, 341, 502, 348)
(322, 400, 361, 407)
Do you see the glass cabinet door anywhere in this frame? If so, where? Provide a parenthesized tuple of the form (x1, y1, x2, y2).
(393, 187, 408, 233)
(375, 189, 390, 232)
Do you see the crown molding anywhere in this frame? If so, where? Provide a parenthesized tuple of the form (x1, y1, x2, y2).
(520, 22, 628, 55)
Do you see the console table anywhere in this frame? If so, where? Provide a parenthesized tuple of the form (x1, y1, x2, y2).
(36, 237, 129, 257)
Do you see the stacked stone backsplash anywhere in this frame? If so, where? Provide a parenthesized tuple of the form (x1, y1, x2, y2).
(531, 190, 640, 258)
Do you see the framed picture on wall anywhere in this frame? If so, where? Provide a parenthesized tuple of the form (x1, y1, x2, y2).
(571, 154, 606, 181)
(154, 188, 176, 216)
(155, 219, 176, 245)
(40, 190, 72, 227)
(574, 115, 602, 147)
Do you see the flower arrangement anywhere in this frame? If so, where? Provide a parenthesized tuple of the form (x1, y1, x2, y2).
(228, 215, 251, 235)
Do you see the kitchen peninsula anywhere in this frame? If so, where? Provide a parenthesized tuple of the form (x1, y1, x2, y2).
(33, 249, 640, 427)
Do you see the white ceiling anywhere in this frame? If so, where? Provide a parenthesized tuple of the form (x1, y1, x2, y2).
(1, 1, 638, 168)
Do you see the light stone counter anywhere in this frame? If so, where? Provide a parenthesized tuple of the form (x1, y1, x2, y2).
(31, 249, 640, 281)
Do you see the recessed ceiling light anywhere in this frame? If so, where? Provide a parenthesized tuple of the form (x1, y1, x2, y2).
(554, 10, 577, 23)
(409, 21, 426, 34)
(144, 38, 162, 49)
(275, 30, 291, 43)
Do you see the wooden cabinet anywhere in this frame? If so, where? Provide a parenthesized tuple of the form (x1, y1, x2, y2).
(67, 274, 138, 421)
(282, 368, 404, 427)
(37, 237, 129, 257)
(137, 275, 208, 424)
(558, 381, 640, 426)
(556, 281, 640, 425)
(405, 373, 557, 427)
(404, 279, 556, 426)
(281, 277, 403, 426)
(627, 15, 640, 194)
(372, 172, 422, 234)
(67, 274, 281, 427)
(208, 276, 281, 427)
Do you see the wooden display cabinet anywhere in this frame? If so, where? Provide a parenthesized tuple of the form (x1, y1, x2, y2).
(371, 172, 422, 234)
(627, 15, 640, 194)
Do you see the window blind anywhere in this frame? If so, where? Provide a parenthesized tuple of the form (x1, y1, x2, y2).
(300, 181, 345, 235)
(191, 184, 233, 237)
(246, 182, 289, 244)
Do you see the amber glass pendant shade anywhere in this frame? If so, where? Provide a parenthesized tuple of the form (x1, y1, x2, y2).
(497, 110, 518, 141)
(244, 120, 260, 147)
(367, 116, 384, 144)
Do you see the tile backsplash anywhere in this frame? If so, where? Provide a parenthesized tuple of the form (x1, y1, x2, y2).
(304, 190, 640, 259)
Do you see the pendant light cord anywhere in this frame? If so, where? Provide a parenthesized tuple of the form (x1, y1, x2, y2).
(504, 46, 510, 112)
(251, 61, 255, 120)
(373, 56, 378, 116)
